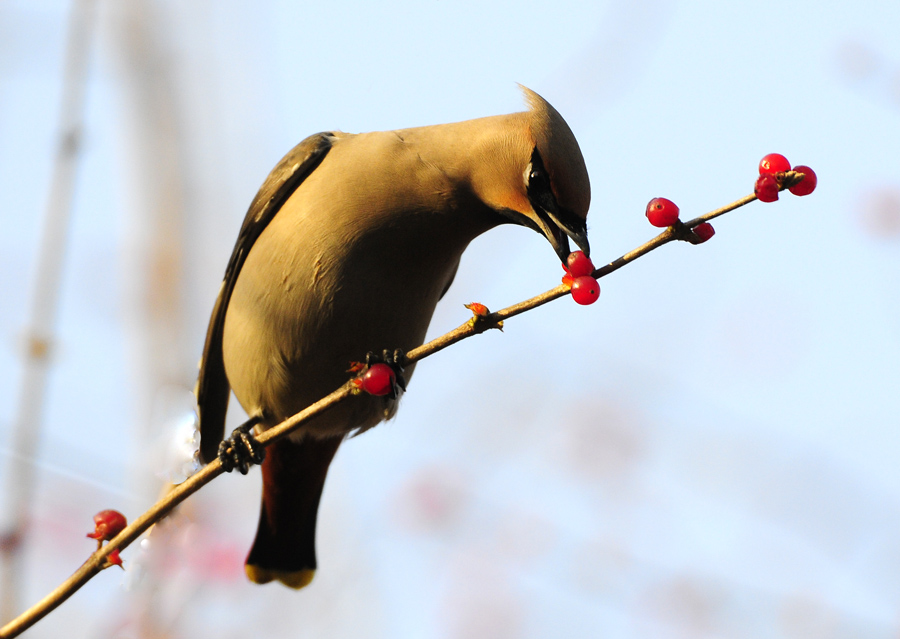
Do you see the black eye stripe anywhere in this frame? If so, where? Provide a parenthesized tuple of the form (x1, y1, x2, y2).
(527, 147, 586, 235)
(526, 148, 555, 209)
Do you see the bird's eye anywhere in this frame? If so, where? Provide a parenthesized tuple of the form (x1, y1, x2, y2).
(527, 149, 554, 200)
(529, 167, 550, 188)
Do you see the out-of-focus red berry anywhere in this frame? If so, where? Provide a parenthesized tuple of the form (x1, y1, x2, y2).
(87, 509, 127, 542)
(570, 276, 600, 305)
(564, 251, 595, 277)
(646, 197, 680, 227)
(360, 364, 395, 396)
(789, 165, 817, 196)
(693, 222, 715, 243)
(755, 174, 780, 202)
(759, 153, 790, 175)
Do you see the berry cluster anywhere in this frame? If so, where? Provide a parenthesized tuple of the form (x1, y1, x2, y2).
(87, 509, 127, 568)
(644, 197, 715, 243)
(561, 251, 600, 305)
(754, 153, 817, 202)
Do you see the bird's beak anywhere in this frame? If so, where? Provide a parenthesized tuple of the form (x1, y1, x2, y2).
(533, 208, 590, 263)
(498, 203, 590, 263)
(549, 211, 591, 260)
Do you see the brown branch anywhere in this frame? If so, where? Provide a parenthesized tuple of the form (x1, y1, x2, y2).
(0, 178, 806, 638)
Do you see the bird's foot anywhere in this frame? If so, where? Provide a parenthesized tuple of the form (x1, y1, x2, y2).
(365, 348, 408, 399)
(218, 417, 266, 474)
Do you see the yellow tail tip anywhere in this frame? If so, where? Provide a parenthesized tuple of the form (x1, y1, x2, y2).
(245, 564, 315, 589)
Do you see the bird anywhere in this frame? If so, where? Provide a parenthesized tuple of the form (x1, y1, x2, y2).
(195, 86, 592, 589)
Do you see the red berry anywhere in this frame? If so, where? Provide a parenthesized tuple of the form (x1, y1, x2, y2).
(645, 197, 680, 227)
(692, 222, 715, 243)
(360, 364, 395, 396)
(564, 251, 594, 277)
(87, 509, 127, 542)
(759, 153, 790, 175)
(754, 174, 780, 202)
(570, 276, 600, 305)
(789, 165, 817, 196)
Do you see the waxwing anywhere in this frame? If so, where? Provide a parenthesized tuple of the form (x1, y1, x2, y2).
(196, 86, 591, 588)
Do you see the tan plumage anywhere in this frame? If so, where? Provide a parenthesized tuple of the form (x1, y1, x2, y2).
(196, 86, 591, 588)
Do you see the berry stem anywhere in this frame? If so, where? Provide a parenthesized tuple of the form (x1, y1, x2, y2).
(681, 192, 757, 228)
(406, 188, 767, 360)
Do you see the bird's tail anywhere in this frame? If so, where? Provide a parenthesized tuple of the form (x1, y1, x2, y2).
(245, 435, 342, 588)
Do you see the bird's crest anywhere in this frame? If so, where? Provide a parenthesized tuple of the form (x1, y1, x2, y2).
(519, 84, 591, 219)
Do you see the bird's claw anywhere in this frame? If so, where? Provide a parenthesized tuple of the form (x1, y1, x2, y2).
(218, 420, 266, 474)
(365, 348, 408, 398)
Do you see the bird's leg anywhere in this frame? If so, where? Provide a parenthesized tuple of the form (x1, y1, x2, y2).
(218, 415, 266, 475)
(365, 348, 408, 399)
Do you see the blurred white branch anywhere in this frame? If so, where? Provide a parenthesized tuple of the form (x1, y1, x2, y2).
(0, 0, 97, 623)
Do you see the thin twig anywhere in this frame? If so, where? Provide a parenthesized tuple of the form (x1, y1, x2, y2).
(0, 177, 805, 638)
(0, 386, 355, 638)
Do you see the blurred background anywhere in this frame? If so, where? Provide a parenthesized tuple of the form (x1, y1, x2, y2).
(2, 0, 899, 637)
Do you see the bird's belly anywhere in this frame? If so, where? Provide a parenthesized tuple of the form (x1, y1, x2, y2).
(221, 242, 451, 440)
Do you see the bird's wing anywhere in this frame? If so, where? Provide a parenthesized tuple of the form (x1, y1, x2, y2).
(196, 132, 336, 462)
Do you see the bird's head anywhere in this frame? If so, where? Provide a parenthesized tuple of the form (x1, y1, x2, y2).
(469, 85, 591, 263)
